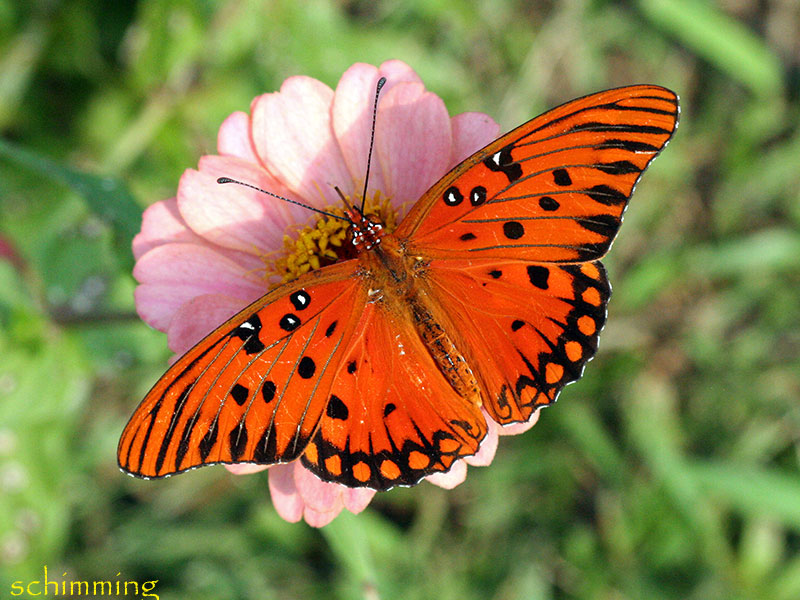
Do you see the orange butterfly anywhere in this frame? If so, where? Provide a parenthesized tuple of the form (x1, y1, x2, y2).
(119, 85, 678, 490)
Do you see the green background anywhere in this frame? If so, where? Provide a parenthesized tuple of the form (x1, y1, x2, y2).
(1, 1, 799, 598)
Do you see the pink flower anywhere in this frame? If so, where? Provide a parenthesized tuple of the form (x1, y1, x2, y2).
(132, 60, 538, 527)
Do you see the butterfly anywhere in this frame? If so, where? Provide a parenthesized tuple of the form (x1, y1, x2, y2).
(119, 85, 678, 490)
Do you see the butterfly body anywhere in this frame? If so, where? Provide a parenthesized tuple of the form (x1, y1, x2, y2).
(120, 85, 678, 490)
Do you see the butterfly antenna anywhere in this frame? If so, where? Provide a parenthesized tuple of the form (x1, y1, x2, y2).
(334, 185, 356, 214)
(359, 76, 386, 214)
(217, 177, 353, 223)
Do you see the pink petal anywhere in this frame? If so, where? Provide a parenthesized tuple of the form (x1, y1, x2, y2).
(304, 505, 343, 528)
(217, 111, 259, 163)
(225, 463, 269, 475)
(293, 462, 344, 512)
(166, 293, 247, 354)
(464, 419, 499, 467)
(179, 159, 306, 255)
(376, 59, 423, 86)
(375, 82, 452, 207)
(333, 61, 423, 198)
(251, 76, 353, 207)
(425, 461, 467, 489)
(498, 410, 541, 436)
(134, 197, 268, 273)
(133, 243, 265, 332)
(268, 464, 304, 523)
(342, 487, 376, 514)
(450, 112, 500, 166)
(132, 198, 205, 260)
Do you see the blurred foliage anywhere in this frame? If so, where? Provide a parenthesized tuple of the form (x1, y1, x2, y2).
(1, 0, 799, 599)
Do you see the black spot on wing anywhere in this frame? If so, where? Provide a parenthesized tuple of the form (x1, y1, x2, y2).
(553, 168, 572, 186)
(595, 160, 640, 175)
(470, 186, 487, 206)
(503, 221, 524, 240)
(577, 213, 619, 237)
(230, 383, 249, 406)
(262, 381, 276, 403)
(290, 290, 311, 311)
(570, 121, 672, 135)
(597, 138, 659, 153)
(539, 196, 559, 211)
(586, 184, 627, 205)
(326, 394, 349, 420)
(160, 383, 193, 474)
(253, 423, 278, 463)
(298, 356, 316, 379)
(443, 186, 463, 206)
(325, 320, 338, 337)
(279, 314, 301, 331)
(483, 145, 523, 182)
(527, 265, 550, 289)
(199, 420, 218, 461)
(231, 315, 265, 354)
(229, 423, 248, 460)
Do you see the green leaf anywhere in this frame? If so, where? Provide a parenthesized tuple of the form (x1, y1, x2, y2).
(688, 460, 800, 530)
(639, 0, 784, 96)
(0, 138, 140, 268)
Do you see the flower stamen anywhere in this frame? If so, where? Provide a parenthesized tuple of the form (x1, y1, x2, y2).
(268, 191, 399, 285)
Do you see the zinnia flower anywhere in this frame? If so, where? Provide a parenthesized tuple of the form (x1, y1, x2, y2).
(131, 60, 539, 527)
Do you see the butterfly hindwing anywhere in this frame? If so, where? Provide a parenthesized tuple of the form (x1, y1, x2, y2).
(397, 85, 678, 262)
(300, 301, 488, 490)
(118, 261, 365, 478)
(424, 258, 611, 425)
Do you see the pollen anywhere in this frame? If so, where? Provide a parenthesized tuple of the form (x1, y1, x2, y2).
(266, 191, 398, 285)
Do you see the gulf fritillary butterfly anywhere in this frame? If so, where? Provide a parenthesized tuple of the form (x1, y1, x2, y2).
(119, 85, 678, 490)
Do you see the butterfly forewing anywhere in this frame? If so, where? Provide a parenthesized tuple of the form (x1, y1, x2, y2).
(118, 262, 365, 478)
(397, 85, 678, 262)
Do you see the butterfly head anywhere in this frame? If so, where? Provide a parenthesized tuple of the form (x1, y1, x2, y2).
(348, 210, 385, 252)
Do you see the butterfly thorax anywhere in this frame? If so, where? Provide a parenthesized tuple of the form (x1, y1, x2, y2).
(357, 232, 484, 410)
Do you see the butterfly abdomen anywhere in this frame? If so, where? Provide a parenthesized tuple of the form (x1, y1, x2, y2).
(409, 299, 483, 407)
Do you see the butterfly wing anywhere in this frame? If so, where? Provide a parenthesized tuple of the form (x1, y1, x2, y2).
(118, 261, 367, 478)
(121, 85, 678, 487)
(299, 301, 488, 490)
(396, 85, 678, 261)
(422, 258, 610, 425)
(393, 85, 678, 426)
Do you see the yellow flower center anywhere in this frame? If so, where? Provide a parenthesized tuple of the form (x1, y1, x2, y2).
(267, 191, 399, 286)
